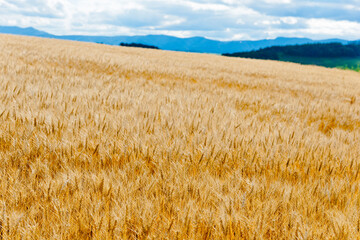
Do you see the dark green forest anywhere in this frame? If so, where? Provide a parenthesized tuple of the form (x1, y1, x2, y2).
(223, 42, 360, 71)
(223, 42, 360, 59)
(119, 42, 159, 49)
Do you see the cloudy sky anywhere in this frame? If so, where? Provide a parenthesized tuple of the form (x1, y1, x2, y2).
(0, 0, 360, 40)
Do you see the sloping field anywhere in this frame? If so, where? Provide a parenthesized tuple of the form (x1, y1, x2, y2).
(0, 34, 360, 239)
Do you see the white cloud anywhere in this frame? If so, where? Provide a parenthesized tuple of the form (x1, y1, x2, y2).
(184, 2, 230, 11)
(0, 0, 359, 40)
(263, 0, 292, 4)
(305, 18, 360, 39)
(281, 17, 298, 25)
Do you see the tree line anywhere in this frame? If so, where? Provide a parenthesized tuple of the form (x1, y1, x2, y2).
(223, 42, 360, 60)
(119, 42, 159, 49)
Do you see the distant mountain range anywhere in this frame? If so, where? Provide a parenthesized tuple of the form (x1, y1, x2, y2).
(0, 26, 356, 54)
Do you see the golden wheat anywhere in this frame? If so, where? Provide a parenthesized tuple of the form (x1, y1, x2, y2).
(0, 34, 360, 239)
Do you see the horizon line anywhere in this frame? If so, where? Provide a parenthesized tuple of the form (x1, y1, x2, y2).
(0, 25, 358, 42)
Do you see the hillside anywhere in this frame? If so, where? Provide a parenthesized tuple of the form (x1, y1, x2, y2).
(0, 34, 360, 239)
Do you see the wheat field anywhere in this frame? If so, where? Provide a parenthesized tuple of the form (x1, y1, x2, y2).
(0, 34, 360, 239)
